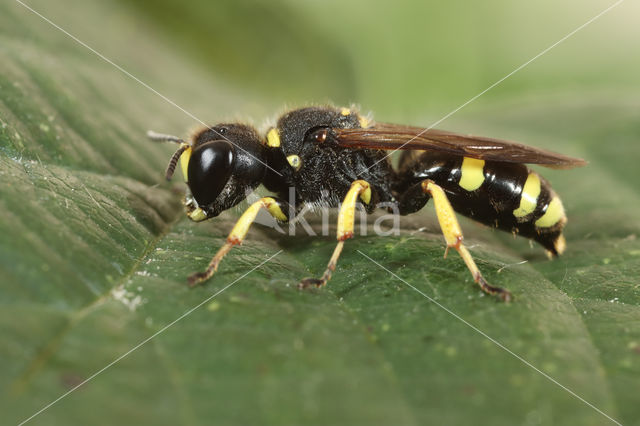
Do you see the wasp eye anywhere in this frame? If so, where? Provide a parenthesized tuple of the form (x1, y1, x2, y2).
(188, 140, 235, 206)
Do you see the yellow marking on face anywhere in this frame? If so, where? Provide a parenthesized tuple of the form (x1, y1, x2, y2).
(337, 180, 370, 240)
(179, 146, 192, 182)
(266, 128, 280, 147)
(513, 173, 541, 218)
(188, 207, 207, 222)
(535, 197, 565, 228)
(357, 114, 370, 128)
(340, 107, 351, 116)
(286, 154, 302, 171)
(459, 157, 485, 191)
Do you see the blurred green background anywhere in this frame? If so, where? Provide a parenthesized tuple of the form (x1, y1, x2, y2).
(1, 0, 639, 425)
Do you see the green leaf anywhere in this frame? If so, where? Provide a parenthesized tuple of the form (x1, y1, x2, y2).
(2, 1, 639, 425)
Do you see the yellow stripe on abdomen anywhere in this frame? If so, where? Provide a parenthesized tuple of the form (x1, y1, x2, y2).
(535, 197, 566, 228)
(459, 157, 485, 191)
(513, 172, 541, 218)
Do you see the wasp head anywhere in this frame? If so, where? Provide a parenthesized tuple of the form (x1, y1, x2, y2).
(152, 124, 267, 222)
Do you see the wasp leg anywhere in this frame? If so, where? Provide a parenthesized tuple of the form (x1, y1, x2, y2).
(299, 180, 372, 289)
(187, 197, 290, 287)
(421, 180, 512, 302)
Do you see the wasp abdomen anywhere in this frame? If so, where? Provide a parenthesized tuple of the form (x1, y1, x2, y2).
(396, 152, 566, 255)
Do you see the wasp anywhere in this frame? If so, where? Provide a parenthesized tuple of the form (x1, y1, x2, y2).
(149, 106, 586, 301)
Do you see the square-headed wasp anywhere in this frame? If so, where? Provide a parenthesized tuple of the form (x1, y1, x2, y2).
(149, 106, 586, 301)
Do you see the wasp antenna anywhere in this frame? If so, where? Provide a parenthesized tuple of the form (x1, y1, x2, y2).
(165, 144, 188, 181)
(147, 130, 187, 145)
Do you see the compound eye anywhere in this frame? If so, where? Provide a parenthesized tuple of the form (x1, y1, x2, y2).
(187, 140, 235, 206)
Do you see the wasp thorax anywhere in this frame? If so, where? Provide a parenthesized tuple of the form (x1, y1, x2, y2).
(187, 140, 235, 207)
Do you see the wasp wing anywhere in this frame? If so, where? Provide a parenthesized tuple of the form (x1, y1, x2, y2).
(331, 123, 586, 169)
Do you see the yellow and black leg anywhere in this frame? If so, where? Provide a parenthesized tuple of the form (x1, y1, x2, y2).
(421, 180, 512, 302)
(187, 197, 290, 286)
(299, 180, 372, 288)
